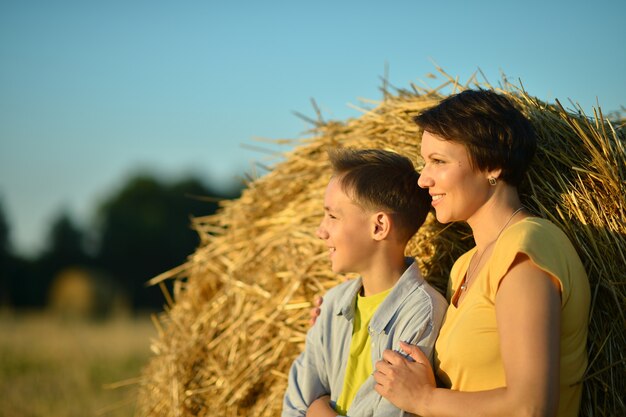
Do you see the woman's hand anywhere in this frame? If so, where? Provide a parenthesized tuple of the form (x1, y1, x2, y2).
(309, 295, 323, 326)
(306, 395, 339, 417)
(373, 342, 436, 415)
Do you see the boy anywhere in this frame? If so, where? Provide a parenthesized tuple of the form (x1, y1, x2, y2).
(282, 148, 447, 417)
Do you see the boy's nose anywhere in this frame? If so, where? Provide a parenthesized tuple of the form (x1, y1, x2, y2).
(316, 224, 328, 240)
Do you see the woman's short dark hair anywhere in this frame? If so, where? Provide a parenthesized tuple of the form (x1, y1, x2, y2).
(329, 148, 431, 243)
(413, 89, 537, 186)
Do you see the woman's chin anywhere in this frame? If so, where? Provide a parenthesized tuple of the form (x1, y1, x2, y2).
(434, 211, 451, 224)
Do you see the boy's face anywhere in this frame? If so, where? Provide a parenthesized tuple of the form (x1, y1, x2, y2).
(316, 176, 375, 276)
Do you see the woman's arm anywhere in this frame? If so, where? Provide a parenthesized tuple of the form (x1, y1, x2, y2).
(306, 395, 340, 417)
(374, 254, 561, 417)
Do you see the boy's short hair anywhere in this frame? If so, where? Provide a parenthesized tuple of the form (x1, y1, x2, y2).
(328, 148, 431, 243)
(413, 89, 536, 186)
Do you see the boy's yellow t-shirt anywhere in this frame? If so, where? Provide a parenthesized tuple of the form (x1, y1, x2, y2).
(335, 287, 391, 415)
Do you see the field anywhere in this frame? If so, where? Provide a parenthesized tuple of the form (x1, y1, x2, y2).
(0, 312, 156, 417)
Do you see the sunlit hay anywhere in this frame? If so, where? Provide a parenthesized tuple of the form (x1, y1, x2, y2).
(136, 70, 625, 417)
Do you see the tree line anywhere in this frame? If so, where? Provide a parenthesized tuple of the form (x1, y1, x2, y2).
(0, 173, 243, 315)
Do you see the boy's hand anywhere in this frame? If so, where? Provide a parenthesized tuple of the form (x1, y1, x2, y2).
(309, 295, 324, 326)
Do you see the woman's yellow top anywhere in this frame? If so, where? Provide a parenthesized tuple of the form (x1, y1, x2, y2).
(435, 217, 590, 417)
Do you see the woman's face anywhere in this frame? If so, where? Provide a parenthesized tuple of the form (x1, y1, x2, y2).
(418, 131, 493, 224)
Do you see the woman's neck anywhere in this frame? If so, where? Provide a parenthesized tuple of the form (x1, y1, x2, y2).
(467, 188, 524, 250)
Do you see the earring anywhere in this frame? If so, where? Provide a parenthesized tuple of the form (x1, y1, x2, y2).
(488, 177, 497, 186)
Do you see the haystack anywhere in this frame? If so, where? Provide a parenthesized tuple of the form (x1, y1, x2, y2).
(137, 71, 625, 417)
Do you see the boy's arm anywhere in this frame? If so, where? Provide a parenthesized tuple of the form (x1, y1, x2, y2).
(282, 299, 333, 417)
(369, 291, 447, 417)
(398, 291, 447, 363)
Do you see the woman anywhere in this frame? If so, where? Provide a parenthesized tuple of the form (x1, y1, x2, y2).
(308, 90, 590, 417)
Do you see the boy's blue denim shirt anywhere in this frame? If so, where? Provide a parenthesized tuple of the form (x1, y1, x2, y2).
(282, 259, 448, 417)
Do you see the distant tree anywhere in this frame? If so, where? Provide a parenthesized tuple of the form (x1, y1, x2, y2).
(41, 213, 90, 265)
(0, 198, 10, 304)
(94, 173, 242, 311)
(0, 200, 7, 252)
(4, 257, 38, 307)
(0, 197, 35, 308)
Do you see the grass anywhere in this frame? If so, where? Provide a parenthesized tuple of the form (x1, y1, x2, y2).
(0, 311, 155, 417)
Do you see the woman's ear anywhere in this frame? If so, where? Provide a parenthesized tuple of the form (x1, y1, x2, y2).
(371, 212, 392, 241)
(485, 167, 503, 183)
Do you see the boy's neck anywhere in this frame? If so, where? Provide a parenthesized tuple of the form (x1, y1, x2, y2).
(359, 251, 407, 297)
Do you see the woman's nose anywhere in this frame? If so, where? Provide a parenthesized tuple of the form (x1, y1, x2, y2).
(418, 169, 433, 189)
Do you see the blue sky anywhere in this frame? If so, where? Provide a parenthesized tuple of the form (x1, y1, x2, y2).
(1, 0, 624, 257)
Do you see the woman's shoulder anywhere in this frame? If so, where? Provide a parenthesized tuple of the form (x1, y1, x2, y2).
(500, 216, 572, 249)
(493, 216, 586, 288)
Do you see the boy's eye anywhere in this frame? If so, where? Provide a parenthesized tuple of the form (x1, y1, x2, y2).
(329, 214, 337, 220)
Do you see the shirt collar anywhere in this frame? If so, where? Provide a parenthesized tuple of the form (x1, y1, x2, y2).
(336, 258, 425, 332)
